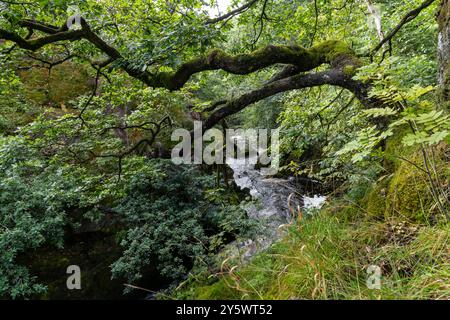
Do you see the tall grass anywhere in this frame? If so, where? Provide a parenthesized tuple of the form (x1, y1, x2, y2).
(172, 211, 449, 300)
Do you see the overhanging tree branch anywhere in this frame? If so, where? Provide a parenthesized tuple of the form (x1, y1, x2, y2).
(203, 68, 380, 130)
(152, 40, 356, 90)
(1, 20, 358, 91)
(0, 14, 380, 129)
(0, 28, 85, 50)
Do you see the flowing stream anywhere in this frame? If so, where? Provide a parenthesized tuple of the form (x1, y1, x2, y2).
(222, 147, 327, 261)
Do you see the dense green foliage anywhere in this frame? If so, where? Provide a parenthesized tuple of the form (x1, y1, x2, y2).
(0, 137, 257, 297)
(111, 161, 258, 284)
(0, 0, 448, 299)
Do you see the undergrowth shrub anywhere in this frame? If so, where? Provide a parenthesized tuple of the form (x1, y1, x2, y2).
(110, 160, 259, 287)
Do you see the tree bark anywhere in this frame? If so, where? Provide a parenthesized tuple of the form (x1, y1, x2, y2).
(438, 0, 450, 106)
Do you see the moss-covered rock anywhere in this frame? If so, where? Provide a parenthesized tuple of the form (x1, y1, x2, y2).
(23, 231, 126, 300)
(365, 179, 389, 219)
(18, 61, 92, 108)
(19, 215, 168, 299)
(385, 144, 449, 223)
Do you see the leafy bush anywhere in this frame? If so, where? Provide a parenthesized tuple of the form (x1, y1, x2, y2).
(111, 162, 211, 283)
(0, 134, 256, 297)
(111, 161, 258, 286)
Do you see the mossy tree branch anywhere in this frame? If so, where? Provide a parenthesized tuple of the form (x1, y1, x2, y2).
(1, 18, 359, 88)
(1, 16, 377, 127)
(0, 28, 85, 50)
(203, 68, 380, 130)
(153, 40, 357, 90)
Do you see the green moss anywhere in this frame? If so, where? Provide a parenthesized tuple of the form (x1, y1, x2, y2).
(18, 61, 91, 107)
(153, 71, 175, 89)
(386, 153, 434, 222)
(155, 40, 359, 91)
(230, 44, 314, 70)
(195, 279, 240, 300)
(365, 180, 388, 219)
(383, 127, 413, 171)
(369, 130, 447, 223)
(343, 65, 357, 76)
(228, 40, 357, 71)
(309, 40, 353, 62)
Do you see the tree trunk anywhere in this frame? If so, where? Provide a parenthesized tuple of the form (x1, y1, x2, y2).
(438, 0, 450, 106)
